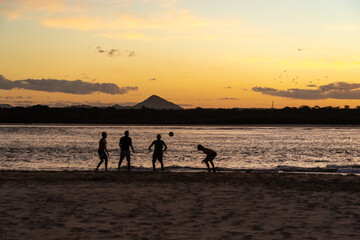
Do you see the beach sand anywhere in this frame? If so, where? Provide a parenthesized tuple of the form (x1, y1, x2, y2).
(1, 171, 360, 240)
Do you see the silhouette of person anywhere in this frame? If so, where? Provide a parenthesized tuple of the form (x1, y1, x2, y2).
(118, 130, 135, 171)
(96, 132, 109, 171)
(197, 145, 217, 172)
(149, 134, 167, 172)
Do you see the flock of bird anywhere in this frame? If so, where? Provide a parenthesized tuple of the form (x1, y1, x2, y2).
(271, 49, 330, 88)
(273, 69, 328, 88)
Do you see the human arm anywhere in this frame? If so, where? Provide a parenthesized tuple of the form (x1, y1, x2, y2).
(163, 141, 167, 153)
(149, 141, 154, 151)
(104, 140, 109, 155)
(130, 143, 135, 153)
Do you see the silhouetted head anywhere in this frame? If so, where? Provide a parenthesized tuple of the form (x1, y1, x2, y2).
(102, 132, 107, 138)
(157, 134, 161, 140)
(125, 130, 129, 136)
(197, 144, 204, 151)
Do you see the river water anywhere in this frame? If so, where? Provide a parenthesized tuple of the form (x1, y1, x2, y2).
(1, 125, 359, 172)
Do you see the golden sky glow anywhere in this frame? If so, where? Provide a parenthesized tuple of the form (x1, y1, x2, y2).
(1, 0, 360, 108)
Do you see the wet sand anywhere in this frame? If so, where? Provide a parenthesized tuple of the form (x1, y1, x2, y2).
(1, 171, 360, 240)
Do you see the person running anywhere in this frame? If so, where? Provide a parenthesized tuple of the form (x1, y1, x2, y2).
(149, 134, 167, 172)
(118, 130, 135, 171)
(96, 132, 109, 171)
(197, 144, 217, 172)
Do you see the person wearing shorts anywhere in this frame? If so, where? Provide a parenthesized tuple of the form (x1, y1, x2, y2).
(149, 134, 167, 172)
(96, 132, 109, 171)
(118, 130, 134, 171)
(197, 144, 217, 172)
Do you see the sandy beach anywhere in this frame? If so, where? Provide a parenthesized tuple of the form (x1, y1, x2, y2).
(1, 171, 360, 240)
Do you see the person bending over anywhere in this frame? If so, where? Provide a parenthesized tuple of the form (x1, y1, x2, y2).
(96, 132, 109, 171)
(149, 134, 167, 172)
(197, 144, 217, 172)
(118, 130, 135, 171)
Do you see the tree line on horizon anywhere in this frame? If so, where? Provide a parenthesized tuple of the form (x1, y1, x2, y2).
(1, 105, 360, 124)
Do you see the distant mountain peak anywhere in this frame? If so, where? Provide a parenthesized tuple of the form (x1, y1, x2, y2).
(148, 95, 162, 99)
(133, 95, 183, 110)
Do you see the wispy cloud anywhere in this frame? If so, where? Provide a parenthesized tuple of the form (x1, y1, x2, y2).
(0, 75, 138, 95)
(0, 0, 251, 40)
(0, 99, 138, 107)
(48, 100, 137, 108)
(0, 95, 30, 100)
(96, 46, 136, 57)
(178, 103, 193, 107)
(253, 82, 360, 100)
(219, 98, 240, 100)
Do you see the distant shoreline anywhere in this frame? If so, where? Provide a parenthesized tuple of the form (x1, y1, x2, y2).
(2, 107, 360, 124)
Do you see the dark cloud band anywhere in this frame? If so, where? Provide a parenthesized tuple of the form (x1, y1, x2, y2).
(253, 82, 360, 100)
(0, 75, 138, 95)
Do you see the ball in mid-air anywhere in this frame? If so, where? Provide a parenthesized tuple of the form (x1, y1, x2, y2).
(169, 131, 174, 137)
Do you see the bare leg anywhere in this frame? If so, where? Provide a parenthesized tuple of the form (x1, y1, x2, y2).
(105, 158, 108, 171)
(210, 160, 216, 172)
(118, 156, 124, 171)
(204, 161, 211, 172)
(96, 159, 103, 171)
(152, 155, 156, 171)
(127, 157, 131, 171)
(160, 161, 164, 172)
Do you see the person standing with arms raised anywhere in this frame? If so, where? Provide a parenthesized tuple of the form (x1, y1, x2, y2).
(149, 134, 167, 172)
(118, 130, 134, 171)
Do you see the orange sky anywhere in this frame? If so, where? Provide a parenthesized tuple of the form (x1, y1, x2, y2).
(0, 0, 360, 108)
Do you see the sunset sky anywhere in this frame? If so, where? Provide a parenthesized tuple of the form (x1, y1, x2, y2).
(1, 0, 360, 108)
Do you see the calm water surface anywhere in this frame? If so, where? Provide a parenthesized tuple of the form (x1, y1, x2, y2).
(1, 125, 360, 172)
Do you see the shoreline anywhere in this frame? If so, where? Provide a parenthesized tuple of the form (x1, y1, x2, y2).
(1, 170, 360, 192)
(2, 123, 360, 127)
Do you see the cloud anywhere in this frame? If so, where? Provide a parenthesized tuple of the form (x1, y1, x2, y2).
(0, 100, 33, 106)
(96, 46, 105, 53)
(96, 46, 136, 58)
(108, 49, 120, 57)
(0, 0, 252, 41)
(0, 75, 138, 95)
(47, 100, 137, 107)
(253, 82, 360, 100)
(178, 104, 193, 107)
(128, 51, 136, 57)
(219, 98, 240, 100)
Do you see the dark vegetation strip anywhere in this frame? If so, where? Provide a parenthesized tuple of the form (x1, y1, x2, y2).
(2, 105, 360, 124)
